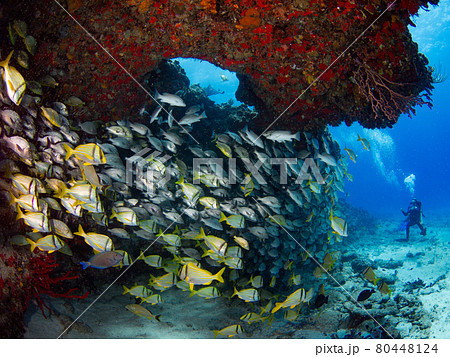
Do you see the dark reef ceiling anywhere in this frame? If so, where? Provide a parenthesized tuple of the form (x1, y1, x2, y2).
(2, 0, 438, 131)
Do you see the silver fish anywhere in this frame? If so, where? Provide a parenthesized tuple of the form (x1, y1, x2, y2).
(185, 104, 203, 115)
(241, 125, 264, 149)
(0, 109, 21, 131)
(155, 89, 186, 107)
(238, 206, 259, 222)
(149, 106, 163, 123)
(147, 136, 164, 151)
(1, 134, 34, 163)
(129, 122, 150, 136)
(201, 217, 223, 231)
(162, 130, 183, 146)
(163, 210, 184, 224)
(79, 120, 103, 135)
(263, 131, 301, 142)
(179, 111, 207, 126)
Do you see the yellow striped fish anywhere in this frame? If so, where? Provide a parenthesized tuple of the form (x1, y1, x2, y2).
(271, 288, 305, 313)
(0, 51, 26, 105)
(232, 287, 260, 302)
(240, 312, 267, 324)
(240, 173, 254, 197)
(63, 143, 106, 165)
(179, 263, 225, 290)
(49, 219, 73, 239)
(10, 173, 37, 195)
(199, 196, 219, 209)
(196, 227, 227, 256)
(60, 196, 83, 217)
(303, 287, 314, 304)
(188, 286, 220, 299)
(110, 207, 139, 226)
(138, 253, 163, 268)
(344, 147, 357, 163)
(16, 206, 50, 232)
(140, 294, 163, 305)
(122, 284, 150, 298)
(156, 229, 181, 247)
(74, 224, 113, 252)
(213, 324, 244, 338)
(224, 257, 243, 270)
(219, 212, 245, 229)
(233, 236, 249, 250)
(215, 141, 232, 158)
(125, 304, 160, 322)
(175, 176, 200, 202)
(357, 134, 371, 151)
(284, 309, 300, 321)
(8, 192, 40, 212)
(329, 208, 348, 237)
(149, 272, 177, 291)
(55, 182, 98, 203)
(26, 234, 63, 253)
(41, 107, 62, 128)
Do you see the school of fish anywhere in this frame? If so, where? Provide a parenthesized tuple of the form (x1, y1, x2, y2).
(0, 20, 376, 338)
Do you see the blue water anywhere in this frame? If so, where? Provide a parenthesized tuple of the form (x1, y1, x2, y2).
(175, 58, 242, 105)
(331, 1, 450, 216)
(177, 1, 450, 218)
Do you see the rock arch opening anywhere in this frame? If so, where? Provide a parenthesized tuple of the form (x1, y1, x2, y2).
(174, 58, 245, 107)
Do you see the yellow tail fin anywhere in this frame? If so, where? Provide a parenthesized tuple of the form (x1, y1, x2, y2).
(63, 143, 74, 161)
(0, 51, 13, 69)
(271, 302, 283, 314)
(53, 184, 68, 199)
(26, 238, 37, 253)
(193, 171, 200, 182)
(175, 176, 184, 185)
(231, 286, 238, 298)
(7, 191, 16, 206)
(198, 227, 207, 238)
(219, 212, 227, 222)
(16, 206, 24, 221)
(215, 267, 225, 283)
(74, 224, 85, 238)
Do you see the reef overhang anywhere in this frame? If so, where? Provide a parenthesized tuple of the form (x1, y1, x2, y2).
(4, 0, 437, 130)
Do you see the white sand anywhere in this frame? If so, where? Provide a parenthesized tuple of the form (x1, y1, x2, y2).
(345, 214, 450, 338)
(23, 215, 450, 339)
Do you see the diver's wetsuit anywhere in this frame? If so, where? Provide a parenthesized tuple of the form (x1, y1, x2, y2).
(401, 200, 426, 241)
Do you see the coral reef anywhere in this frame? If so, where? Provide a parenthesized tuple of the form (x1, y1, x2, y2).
(0, 0, 441, 338)
(0, 240, 88, 337)
(2, 0, 437, 130)
(0, 40, 348, 336)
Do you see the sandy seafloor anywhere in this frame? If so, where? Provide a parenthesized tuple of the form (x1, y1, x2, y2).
(23, 214, 450, 339)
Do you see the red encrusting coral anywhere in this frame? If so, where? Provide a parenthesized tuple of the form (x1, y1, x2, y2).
(7, 0, 437, 129)
(25, 254, 89, 319)
(0, 245, 89, 337)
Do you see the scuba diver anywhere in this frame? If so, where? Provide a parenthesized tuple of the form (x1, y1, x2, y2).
(401, 198, 427, 241)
